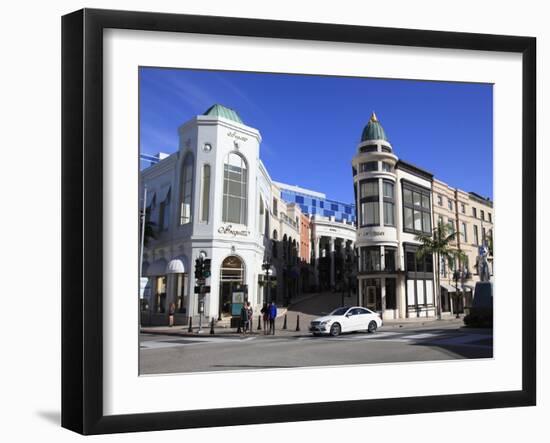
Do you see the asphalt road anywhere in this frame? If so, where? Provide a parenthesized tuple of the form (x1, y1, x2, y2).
(139, 323, 493, 375)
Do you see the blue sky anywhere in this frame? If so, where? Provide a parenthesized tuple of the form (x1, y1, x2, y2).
(140, 67, 493, 203)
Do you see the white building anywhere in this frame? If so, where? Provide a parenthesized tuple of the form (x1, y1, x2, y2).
(352, 113, 436, 319)
(141, 104, 274, 326)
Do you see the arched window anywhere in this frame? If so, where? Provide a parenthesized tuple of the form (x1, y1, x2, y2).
(179, 153, 194, 225)
(200, 164, 210, 222)
(222, 152, 248, 225)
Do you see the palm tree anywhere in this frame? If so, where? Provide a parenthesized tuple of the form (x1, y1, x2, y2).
(415, 221, 459, 320)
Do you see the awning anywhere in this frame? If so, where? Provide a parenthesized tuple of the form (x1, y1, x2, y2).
(440, 283, 457, 292)
(145, 258, 167, 276)
(166, 256, 187, 274)
(157, 185, 171, 203)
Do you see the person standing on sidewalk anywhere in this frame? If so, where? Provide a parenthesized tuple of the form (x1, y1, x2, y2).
(246, 301, 253, 333)
(268, 301, 277, 335)
(240, 303, 249, 335)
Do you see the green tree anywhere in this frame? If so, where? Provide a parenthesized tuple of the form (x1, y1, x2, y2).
(415, 221, 459, 320)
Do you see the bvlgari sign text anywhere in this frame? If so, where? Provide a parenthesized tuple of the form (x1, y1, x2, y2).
(218, 224, 250, 237)
(227, 131, 248, 142)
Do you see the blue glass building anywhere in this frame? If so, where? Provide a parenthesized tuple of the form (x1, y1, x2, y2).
(274, 182, 356, 223)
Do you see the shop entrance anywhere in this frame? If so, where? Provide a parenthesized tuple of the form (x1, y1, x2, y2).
(219, 256, 245, 318)
(361, 278, 381, 311)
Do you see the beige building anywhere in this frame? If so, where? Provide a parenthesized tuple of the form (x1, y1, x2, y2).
(433, 179, 494, 315)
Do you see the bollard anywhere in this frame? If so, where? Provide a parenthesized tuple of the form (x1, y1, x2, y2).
(296, 314, 301, 332)
(187, 316, 193, 333)
(282, 314, 287, 330)
(210, 317, 215, 335)
(257, 314, 262, 330)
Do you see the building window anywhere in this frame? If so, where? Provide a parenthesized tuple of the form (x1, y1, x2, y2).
(488, 212, 492, 223)
(482, 226, 487, 244)
(437, 194, 443, 206)
(472, 207, 477, 218)
(360, 246, 381, 272)
(273, 197, 278, 216)
(384, 247, 397, 271)
(402, 182, 431, 234)
(383, 180, 395, 226)
(179, 153, 194, 225)
(359, 145, 378, 153)
(359, 179, 379, 226)
(381, 146, 392, 153)
(385, 278, 396, 309)
(461, 222, 467, 243)
(448, 218, 455, 234)
(474, 225, 479, 245)
(331, 203, 338, 211)
(448, 199, 453, 211)
(461, 203, 466, 213)
(158, 189, 171, 231)
(405, 247, 433, 273)
(200, 164, 210, 222)
(359, 161, 378, 172)
(311, 199, 316, 207)
(481, 209, 485, 221)
(295, 195, 304, 204)
(222, 152, 248, 225)
(382, 162, 393, 172)
(438, 215, 444, 227)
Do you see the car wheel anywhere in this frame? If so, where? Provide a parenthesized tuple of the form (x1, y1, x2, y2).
(330, 323, 341, 337)
(367, 321, 377, 333)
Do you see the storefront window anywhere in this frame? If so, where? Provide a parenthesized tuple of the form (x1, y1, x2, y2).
(385, 278, 396, 309)
(155, 275, 167, 313)
(361, 247, 381, 272)
(176, 273, 188, 313)
(384, 247, 396, 271)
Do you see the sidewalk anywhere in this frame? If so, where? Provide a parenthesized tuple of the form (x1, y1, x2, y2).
(140, 315, 465, 338)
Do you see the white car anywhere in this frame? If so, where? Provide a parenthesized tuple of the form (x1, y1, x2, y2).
(309, 306, 383, 336)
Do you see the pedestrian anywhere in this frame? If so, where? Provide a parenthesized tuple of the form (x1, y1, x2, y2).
(269, 301, 277, 335)
(246, 301, 253, 333)
(261, 302, 269, 334)
(240, 303, 249, 335)
(168, 303, 175, 327)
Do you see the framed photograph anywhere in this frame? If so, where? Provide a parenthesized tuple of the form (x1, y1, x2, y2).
(61, 8, 536, 435)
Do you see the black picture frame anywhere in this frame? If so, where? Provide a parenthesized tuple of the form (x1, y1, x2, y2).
(61, 8, 536, 435)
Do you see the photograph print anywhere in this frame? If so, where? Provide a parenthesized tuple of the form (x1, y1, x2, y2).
(138, 67, 494, 375)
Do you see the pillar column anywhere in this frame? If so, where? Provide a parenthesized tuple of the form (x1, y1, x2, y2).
(329, 237, 335, 289)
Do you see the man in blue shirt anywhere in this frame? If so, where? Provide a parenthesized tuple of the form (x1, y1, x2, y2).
(268, 301, 277, 335)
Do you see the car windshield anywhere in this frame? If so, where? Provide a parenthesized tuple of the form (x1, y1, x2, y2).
(330, 307, 349, 316)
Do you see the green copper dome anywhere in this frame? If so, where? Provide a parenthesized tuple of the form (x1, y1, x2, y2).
(203, 104, 243, 124)
(361, 112, 388, 142)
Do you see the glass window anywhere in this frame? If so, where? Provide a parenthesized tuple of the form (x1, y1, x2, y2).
(361, 247, 381, 272)
(437, 194, 443, 206)
(361, 201, 379, 225)
(384, 202, 395, 226)
(385, 279, 396, 309)
(474, 225, 479, 245)
(403, 188, 413, 205)
(179, 153, 194, 225)
(448, 218, 455, 233)
(413, 192, 421, 207)
(384, 248, 396, 271)
(472, 207, 477, 218)
(422, 194, 430, 209)
(382, 162, 392, 172)
(360, 161, 378, 172)
(422, 211, 432, 233)
(414, 210, 422, 231)
(360, 145, 378, 153)
(360, 180, 378, 198)
(381, 146, 392, 153)
(404, 207, 413, 230)
(448, 200, 453, 211)
(200, 165, 210, 222)
(461, 222, 467, 242)
(481, 210, 485, 221)
(331, 203, 338, 211)
(273, 197, 278, 215)
(461, 203, 466, 213)
(383, 181, 394, 199)
(295, 195, 304, 204)
(438, 215, 444, 227)
(488, 212, 492, 223)
(222, 152, 248, 225)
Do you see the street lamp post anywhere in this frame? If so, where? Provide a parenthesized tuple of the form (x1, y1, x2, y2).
(262, 260, 272, 304)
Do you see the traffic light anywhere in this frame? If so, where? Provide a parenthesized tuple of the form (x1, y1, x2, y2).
(203, 259, 211, 278)
(194, 257, 203, 279)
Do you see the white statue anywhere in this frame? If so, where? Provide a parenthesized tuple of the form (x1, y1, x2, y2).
(477, 244, 490, 282)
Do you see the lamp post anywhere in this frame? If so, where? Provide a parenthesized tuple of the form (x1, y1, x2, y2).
(262, 260, 272, 304)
